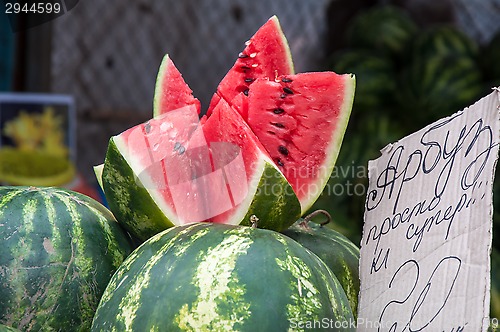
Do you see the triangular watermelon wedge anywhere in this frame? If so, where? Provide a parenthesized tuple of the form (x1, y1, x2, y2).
(245, 73, 356, 214)
(206, 15, 294, 117)
(102, 104, 300, 241)
(153, 54, 201, 118)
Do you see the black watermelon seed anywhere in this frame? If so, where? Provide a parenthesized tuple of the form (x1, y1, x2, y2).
(241, 65, 251, 70)
(283, 87, 294, 94)
(244, 78, 255, 83)
(282, 77, 293, 83)
(277, 158, 284, 167)
(178, 146, 186, 155)
(272, 122, 285, 128)
(278, 145, 289, 156)
(267, 131, 276, 135)
(173, 142, 181, 151)
(144, 122, 151, 133)
(273, 108, 284, 114)
(238, 52, 249, 58)
(280, 93, 287, 99)
(243, 89, 249, 96)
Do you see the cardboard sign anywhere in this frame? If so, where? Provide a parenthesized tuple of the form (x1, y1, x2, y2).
(358, 89, 500, 331)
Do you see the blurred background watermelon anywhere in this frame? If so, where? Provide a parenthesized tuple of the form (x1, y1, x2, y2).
(311, 1, 500, 246)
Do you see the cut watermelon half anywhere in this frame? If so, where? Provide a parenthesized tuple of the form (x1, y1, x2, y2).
(102, 104, 300, 241)
(153, 54, 201, 118)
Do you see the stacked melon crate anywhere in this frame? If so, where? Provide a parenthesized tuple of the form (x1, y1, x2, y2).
(313, 1, 500, 323)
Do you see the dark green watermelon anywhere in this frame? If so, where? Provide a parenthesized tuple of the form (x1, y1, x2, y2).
(0, 325, 20, 332)
(0, 186, 134, 331)
(346, 6, 417, 59)
(398, 53, 483, 127)
(91, 223, 354, 331)
(329, 50, 396, 111)
(282, 211, 360, 318)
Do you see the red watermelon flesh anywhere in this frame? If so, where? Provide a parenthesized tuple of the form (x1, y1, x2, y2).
(245, 72, 355, 213)
(153, 54, 201, 118)
(206, 15, 294, 117)
(202, 98, 270, 224)
(116, 105, 202, 223)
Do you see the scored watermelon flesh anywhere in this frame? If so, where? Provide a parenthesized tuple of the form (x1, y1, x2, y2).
(101, 16, 354, 235)
(114, 102, 291, 226)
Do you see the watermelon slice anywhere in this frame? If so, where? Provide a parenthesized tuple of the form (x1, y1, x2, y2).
(244, 73, 355, 213)
(206, 15, 294, 117)
(153, 54, 201, 118)
(102, 104, 300, 241)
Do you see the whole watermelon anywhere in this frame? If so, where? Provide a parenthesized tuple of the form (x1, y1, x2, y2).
(91, 223, 355, 331)
(398, 53, 483, 127)
(0, 325, 20, 332)
(0, 186, 134, 331)
(282, 212, 360, 318)
(329, 50, 396, 111)
(346, 6, 417, 59)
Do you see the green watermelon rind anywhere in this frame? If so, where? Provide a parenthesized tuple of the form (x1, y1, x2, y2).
(270, 15, 294, 74)
(91, 223, 354, 331)
(102, 138, 176, 241)
(102, 135, 301, 241)
(152, 54, 171, 119)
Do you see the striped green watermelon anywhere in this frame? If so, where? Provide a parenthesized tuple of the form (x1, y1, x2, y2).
(91, 222, 354, 331)
(346, 6, 417, 59)
(282, 211, 360, 318)
(153, 54, 201, 118)
(329, 50, 395, 111)
(98, 16, 354, 241)
(411, 25, 478, 60)
(0, 186, 134, 331)
(0, 325, 20, 332)
(399, 53, 483, 125)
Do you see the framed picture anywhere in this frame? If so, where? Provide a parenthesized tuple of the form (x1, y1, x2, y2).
(0, 92, 76, 161)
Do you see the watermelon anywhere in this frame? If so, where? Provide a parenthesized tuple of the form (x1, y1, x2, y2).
(153, 54, 201, 118)
(91, 222, 354, 331)
(0, 186, 133, 331)
(0, 325, 20, 332)
(282, 210, 360, 318)
(98, 16, 354, 240)
(206, 15, 294, 117)
(329, 50, 395, 111)
(242, 72, 355, 213)
(102, 102, 301, 241)
(346, 6, 417, 59)
(411, 25, 478, 60)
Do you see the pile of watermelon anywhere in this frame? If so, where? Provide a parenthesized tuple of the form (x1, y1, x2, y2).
(315, 5, 499, 243)
(0, 16, 361, 331)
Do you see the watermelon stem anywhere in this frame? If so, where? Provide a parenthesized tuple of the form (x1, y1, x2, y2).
(302, 210, 331, 227)
(250, 215, 259, 228)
